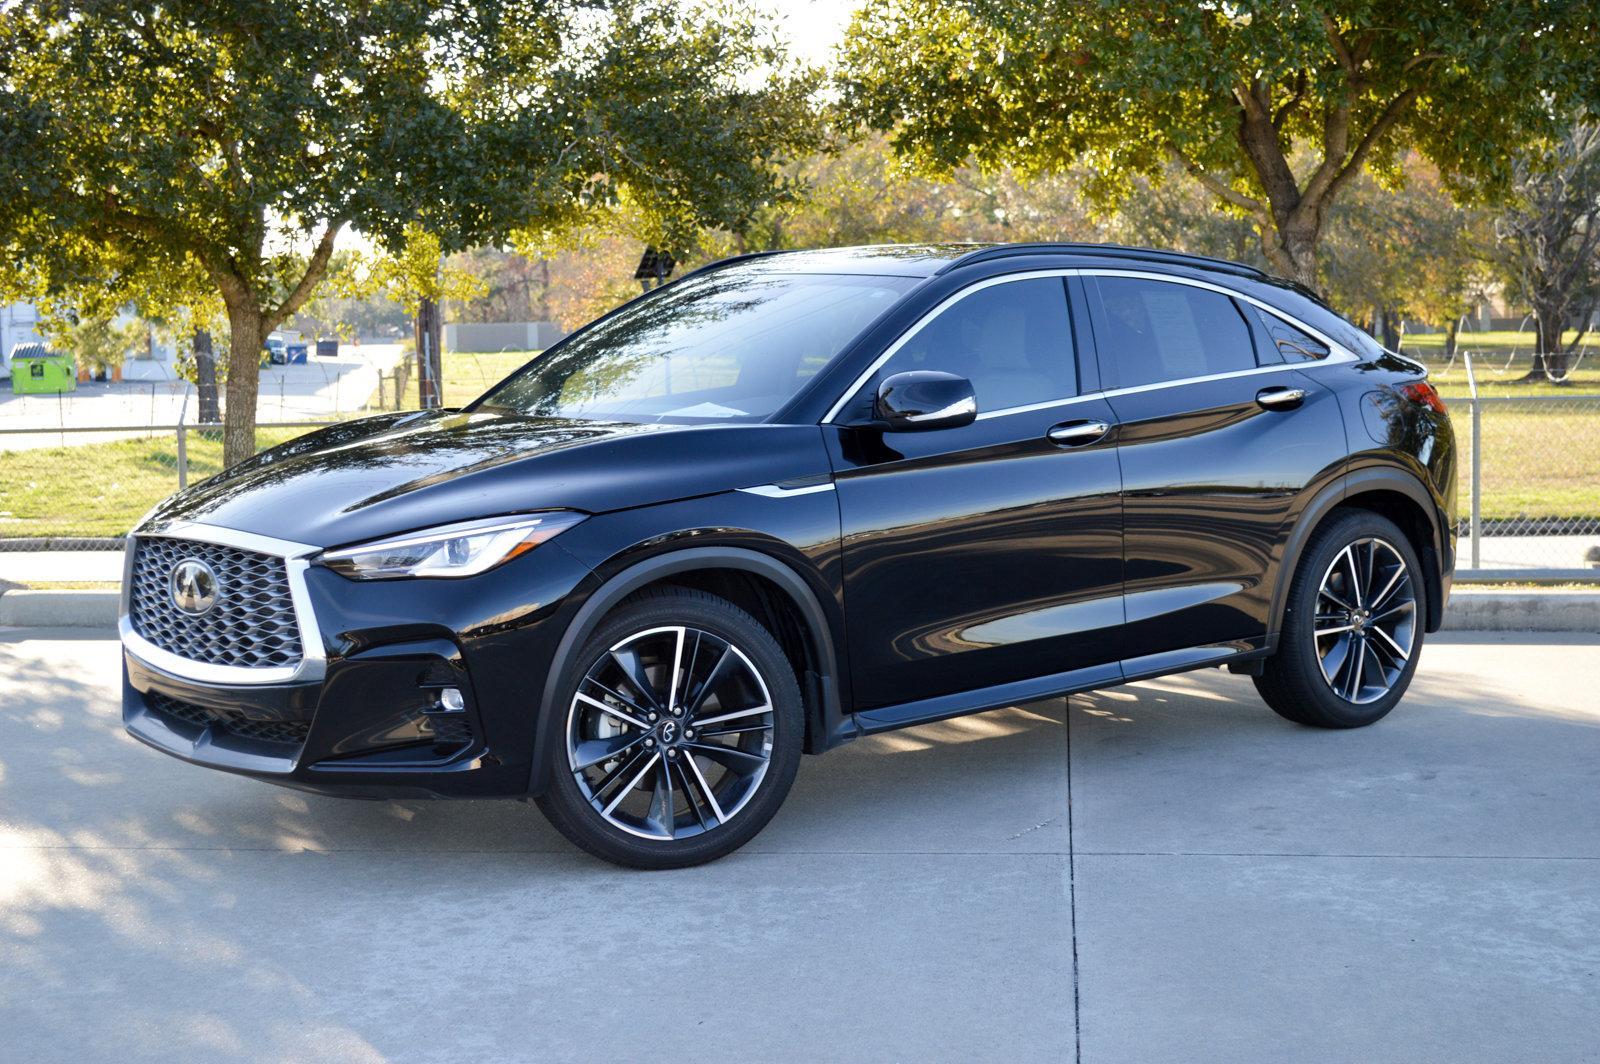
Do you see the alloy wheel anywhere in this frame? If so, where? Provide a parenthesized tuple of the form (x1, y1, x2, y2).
(566, 625, 775, 841)
(1312, 537, 1417, 704)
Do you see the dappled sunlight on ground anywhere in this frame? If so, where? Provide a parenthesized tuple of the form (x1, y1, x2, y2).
(2, 630, 1598, 1059)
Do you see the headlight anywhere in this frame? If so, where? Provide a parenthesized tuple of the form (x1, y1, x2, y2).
(320, 512, 586, 580)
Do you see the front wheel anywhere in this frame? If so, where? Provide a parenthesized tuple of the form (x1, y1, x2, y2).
(536, 587, 803, 869)
(1255, 510, 1426, 728)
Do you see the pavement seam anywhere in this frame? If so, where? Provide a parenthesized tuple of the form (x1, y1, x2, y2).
(1066, 694, 1082, 1064)
(1074, 850, 1600, 860)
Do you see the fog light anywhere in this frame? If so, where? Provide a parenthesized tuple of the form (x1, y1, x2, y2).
(436, 687, 466, 713)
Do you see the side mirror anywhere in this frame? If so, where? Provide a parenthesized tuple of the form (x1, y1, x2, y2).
(874, 370, 977, 431)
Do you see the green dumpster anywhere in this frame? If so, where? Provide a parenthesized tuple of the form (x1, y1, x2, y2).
(10, 345, 77, 395)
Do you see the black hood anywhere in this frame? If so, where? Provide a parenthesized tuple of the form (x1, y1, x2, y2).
(144, 410, 831, 548)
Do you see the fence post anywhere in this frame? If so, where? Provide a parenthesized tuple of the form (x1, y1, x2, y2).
(176, 385, 190, 491)
(1464, 352, 1481, 570)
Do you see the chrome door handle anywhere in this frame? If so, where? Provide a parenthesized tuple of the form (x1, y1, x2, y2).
(1256, 386, 1306, 410)
(1047, 419, 1110, 446)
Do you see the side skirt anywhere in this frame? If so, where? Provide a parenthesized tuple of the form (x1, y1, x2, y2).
(847, 637, 1270, 739)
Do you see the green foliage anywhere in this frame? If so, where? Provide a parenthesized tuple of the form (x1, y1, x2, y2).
(1321, 157, 1491, 329)
(839, 0, 1600, 287)
(40, 310, 143, 372)
(1, 0, 820, 463)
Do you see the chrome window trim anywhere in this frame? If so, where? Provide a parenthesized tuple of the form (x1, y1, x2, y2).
(821, 267, 1357, 424)
(120, 521, 328, 686)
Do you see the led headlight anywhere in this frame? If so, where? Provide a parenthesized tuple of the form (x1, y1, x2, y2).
(320, 512, 585, 580)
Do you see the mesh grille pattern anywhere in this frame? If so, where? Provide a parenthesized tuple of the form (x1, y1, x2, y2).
(146, 691, 311, 745)
(130, 536, 302, 669)
(428, 716, 474, 746)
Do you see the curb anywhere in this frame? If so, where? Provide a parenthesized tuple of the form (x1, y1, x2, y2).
(1439, 589, 1600, 634)
(0, 589, 120, 628)
(3, 587, 1596, 634)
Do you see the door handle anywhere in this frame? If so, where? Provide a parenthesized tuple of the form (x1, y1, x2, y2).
(1256, 386, 1306, 410)
(1047, 419, 1111, 446)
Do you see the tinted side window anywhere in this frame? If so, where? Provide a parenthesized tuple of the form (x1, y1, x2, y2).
(1254, 307, 1331, 361)
(878, 277, 1077, 412)
(1093, 277, 1256, 388)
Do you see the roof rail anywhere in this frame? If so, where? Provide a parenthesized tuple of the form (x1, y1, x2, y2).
(937, 242, 1265, 279)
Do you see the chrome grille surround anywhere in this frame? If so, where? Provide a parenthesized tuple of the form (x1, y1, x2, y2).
(120, 522, 327, 686)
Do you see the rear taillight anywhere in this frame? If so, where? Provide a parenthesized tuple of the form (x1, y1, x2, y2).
(1399, 381, 1447, 414)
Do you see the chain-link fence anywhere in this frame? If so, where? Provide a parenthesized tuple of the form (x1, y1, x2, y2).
(0, 348, 538, 547)
(3, 347, 1597, 579)
(1442, 392, 1600, 578)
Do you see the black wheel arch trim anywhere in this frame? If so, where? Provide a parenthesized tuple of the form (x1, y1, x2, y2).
(526, 545, 846, 797)
(1270, 463, 1449, 642)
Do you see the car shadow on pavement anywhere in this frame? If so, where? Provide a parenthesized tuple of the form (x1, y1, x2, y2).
(3, 631, 1597, 1061)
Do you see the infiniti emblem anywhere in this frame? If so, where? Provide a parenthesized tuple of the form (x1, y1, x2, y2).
(169, 558, 219, 616)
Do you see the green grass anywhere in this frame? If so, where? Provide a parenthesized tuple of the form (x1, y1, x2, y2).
(0, 428, 307, 538)
(2, 342, 1597, 539)
(1401, 329, 1600, 397)
(1, 353, 541, 539)
(397, 350, 540, 410)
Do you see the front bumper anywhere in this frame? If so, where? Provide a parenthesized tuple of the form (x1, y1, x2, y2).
(121, 522, 599, 799)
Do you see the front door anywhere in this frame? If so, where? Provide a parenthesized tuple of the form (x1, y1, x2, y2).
(827, 274, 1125, 711)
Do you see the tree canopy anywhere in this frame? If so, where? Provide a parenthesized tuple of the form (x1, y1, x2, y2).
(1, 0, 818, 463)
(838, 0, 1600, 290)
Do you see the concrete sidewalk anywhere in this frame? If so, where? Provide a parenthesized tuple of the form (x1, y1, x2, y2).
(1, 630, 1596, 1062)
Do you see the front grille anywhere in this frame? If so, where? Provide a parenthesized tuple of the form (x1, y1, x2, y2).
(130, 536, 303, 669)
(146, 691, 311, 745)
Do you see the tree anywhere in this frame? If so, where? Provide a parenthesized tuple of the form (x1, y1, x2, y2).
(838, 0, 1600, 290)
(2, 0, 819, 464)
(1321, 156, 1489, 351)
(1490, 123, 1600, 382)
(360, 226, 486, 409)
(41, 308, 141, 378)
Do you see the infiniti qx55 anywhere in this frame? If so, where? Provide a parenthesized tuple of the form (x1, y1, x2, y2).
(121, 243, 1455, 868)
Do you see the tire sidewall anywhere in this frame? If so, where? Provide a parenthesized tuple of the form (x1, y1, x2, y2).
(539, 590, 803, 868)
(1280, 512, 1426, 727)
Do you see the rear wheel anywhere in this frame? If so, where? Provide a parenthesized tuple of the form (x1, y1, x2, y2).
(1255, 510, 1425, 728)
(536, 587, 803, 868)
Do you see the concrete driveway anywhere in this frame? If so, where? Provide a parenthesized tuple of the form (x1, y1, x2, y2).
(1, 630, 1596, 1063)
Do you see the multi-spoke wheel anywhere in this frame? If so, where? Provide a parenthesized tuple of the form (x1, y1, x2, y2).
(1256, 510, 1427, 728)
(536, 587, 803, 868)
(1311, 537, 1416, 704)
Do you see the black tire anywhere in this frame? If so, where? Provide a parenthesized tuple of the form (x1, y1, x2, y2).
(536, 586, 803, 869)
(1255, 509, 1426, 728)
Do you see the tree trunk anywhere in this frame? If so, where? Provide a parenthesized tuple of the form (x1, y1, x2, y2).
(192, 329, 221, 424)
(414, 297, 444, 409)
(1379, 307, 1401, 352)
(1258, 216, 1321, 291)
(222, 301, 265, 467)
(1443, 318, 1459, 360)
(1520, 309, 1571, 383)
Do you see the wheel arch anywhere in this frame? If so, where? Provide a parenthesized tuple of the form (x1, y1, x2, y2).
(1272, 466, 1448, 640)
(526, 545, 847, 797)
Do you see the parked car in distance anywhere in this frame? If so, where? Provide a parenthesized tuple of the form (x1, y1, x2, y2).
(262, 336, 287, 365)
(120, 243, 1456, 868)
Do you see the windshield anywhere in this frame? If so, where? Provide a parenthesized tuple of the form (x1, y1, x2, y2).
(475, 270, 916, 423)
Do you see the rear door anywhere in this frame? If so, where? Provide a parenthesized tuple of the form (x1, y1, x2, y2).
(1084, 272, 1348, 668)
(826, 274, 1125, 711)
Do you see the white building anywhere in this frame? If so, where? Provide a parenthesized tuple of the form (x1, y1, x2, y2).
(0, 302, 46, 379)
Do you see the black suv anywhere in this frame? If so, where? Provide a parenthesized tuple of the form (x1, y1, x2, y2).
(121, 243, 1456, 868)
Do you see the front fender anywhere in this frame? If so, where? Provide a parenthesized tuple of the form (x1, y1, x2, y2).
(525, 490, 847, 797)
